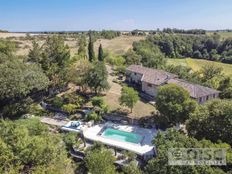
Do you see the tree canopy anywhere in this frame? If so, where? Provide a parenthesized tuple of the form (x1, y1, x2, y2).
(124, 48, 142, 65)
(84, 62, 109, 93)
(77, 34, 87, 58)
(119, 86, 139, 112)
(142, 33, 232, 64)
(28, 40, 42, 63)
(156, 84, 197, 126)
(144, 129, 231, 174)
(0, 119, 74, 174)
(85, 145, 116, 174)
(0, 55, 49, 118)
(98, 44, 104, 61)
(187, 99, 232, 145)
(88, 33, 95, 62)
(0, 59, 49, 101)
(40, 35, 70, 87)
(133, 40, 166, 68)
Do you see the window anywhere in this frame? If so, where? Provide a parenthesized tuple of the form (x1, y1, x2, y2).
(206, 96, 209, 100)
(134, 72, 137, 75)
(199, 97, 202, 103)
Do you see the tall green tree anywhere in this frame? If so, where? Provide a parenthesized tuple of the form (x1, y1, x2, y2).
(187, 99, 232, 145)
(88, 34, 95, 62)
(77, 34, 87, 58)
(85, 146, 116, 174)
(41, 35, 70, 87)
(218, 77, 232, 99)
(98, 44, 104, 61)
(41, 35, 70, 70)
(119, 86, 139, 113)
(67, 59, 90, 91)
(133, 41, 166, 68)
(122, 161, 142, 174)
(200, 65, 222, 82)
(0, 119, 74, 174)
(0, 58, 49, 118)
(144, 129, 230, 174)
(124, 48, 141, 65)
(156, 84, 197, 127)
(28, 40, 42, 63)
(84, 62, 109, 93)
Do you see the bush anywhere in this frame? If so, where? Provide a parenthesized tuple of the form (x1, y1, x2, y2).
(51, 96, 64, 108)
(63, 93, 84, 107)
(86, 111, 102, 122)
(91, 97, 104, 108)
(28, 103, 49, 117)
(123, 151, 136, 161)
(69, 114, 82, 120)
(62, 132, 79, 149)
(62, 104, 78, 114)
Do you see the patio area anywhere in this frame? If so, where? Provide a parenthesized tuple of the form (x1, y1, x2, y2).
(83, 122, 157, 158)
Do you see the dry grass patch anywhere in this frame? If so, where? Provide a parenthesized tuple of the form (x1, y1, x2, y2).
(103, 92, 156, 119)
(94, 35, 145, 55)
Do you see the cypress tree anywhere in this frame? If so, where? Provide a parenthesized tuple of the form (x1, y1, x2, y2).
(88, 34, 95, 62)
(98, 44, 104, 61)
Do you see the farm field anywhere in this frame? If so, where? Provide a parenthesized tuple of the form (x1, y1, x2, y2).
(0, 33, 144, 56)
(94, 35, 145, 55)
(0, 32, 27, 38)
(167, 58, 232, 76)
(207, 31, 232, 40)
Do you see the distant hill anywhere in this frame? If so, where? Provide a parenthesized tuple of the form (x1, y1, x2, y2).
(0, 29, 8, 33)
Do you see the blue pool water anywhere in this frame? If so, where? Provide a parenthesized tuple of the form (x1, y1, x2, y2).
(102, 128, 143, 144)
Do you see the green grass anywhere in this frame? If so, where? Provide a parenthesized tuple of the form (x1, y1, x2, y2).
(206, 31, 232, 40)
(167, 58, 232, 76)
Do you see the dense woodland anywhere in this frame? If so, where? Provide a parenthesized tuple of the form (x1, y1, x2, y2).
(145, 33, 232, 63)
(162, 28, 206, 34)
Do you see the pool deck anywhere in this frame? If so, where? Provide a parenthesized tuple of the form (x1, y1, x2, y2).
(83, 122, 157, 156)
(40, 117, 69, 127)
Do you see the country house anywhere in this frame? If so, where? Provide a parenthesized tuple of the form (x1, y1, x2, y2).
(126, 65, 220, 103)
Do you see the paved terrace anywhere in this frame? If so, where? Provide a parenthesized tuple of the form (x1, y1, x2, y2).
(40, 117, 69, 127)
(83, 122, 157, 157)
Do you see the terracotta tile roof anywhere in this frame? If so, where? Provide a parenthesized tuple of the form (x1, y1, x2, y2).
(167, 78, 220, 98)
(126, 65, 220, 98)
(127, 65, 177, 85)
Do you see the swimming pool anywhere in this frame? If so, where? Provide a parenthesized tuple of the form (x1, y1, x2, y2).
(101, 128, 143, 144)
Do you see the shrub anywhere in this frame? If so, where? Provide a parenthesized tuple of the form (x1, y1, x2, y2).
(86, 111, 102, 122)
(28, 103, 49, 117)
(62, 132, 77, 149)
(62, 104, 78, 114)
(51, 96, 64, 108)
(91, 97, 104, 108)
(63, 93, 84, 106)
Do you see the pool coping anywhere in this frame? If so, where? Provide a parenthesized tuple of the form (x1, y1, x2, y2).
(83, 122, 156, 156)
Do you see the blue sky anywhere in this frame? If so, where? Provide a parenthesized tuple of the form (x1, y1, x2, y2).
(0, 0, 232, 31)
